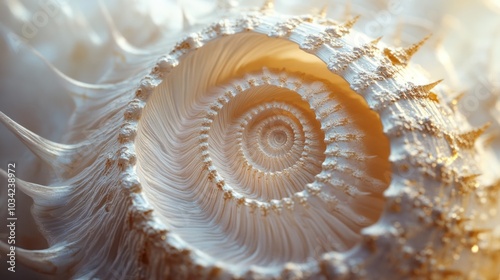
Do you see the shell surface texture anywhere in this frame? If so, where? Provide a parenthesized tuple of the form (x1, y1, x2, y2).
(0, 0, 499, 279)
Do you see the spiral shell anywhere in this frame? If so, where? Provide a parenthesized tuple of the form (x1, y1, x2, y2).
(0, 0, 499, 279)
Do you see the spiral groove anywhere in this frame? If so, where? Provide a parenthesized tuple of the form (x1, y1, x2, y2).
(133, 31, 391, 273)
(205, 82, 326, 202)
(137, 75, 388, 269)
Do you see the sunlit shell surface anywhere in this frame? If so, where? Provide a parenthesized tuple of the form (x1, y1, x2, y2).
(0, 0, 499, 279)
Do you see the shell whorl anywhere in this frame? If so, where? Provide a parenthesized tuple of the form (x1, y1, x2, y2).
(0, 4, 499, 280)
(130, 16, 393, 276)
(136, 65, 389, 270)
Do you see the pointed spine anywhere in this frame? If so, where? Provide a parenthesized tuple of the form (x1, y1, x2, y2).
(0, 242, 79, 275)
(421, 79, 443, 92)
(456, 123, 491, 149)
(371, 36, 383, 45)
(0, 168, 70, 206)
(418, 80, 443, 102)
(319, 5, 328, 18)
(260, 0, 274, 12)
(343, 15, 360, 30)
(421, 79, 443, 102)
(0, 111, 77, 174)
(405, 34, 432, 58)
(384, 34, 432, 66)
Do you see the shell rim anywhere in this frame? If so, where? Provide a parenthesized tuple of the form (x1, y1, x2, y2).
(117, 11, 396, 277)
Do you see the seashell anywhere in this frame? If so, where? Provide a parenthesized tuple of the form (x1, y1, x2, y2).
(0, 0, 499, 279)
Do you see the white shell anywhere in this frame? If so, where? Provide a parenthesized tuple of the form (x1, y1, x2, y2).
(0, 0, 499, 279)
